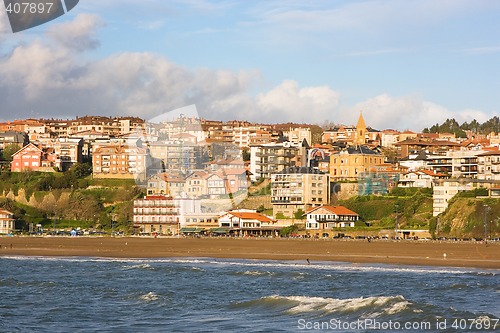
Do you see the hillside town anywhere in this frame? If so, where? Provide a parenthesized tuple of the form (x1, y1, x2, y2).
(0, 113, 499, 239)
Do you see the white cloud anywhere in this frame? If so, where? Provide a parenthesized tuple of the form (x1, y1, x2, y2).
(0, 12, 493, 131)
(254, 0, 494, 33)
(254, 80, 340, 123)
(0, 12, 343, 124)
(0, 8, 10, 38)
(347, 94, 490, 131)
(47, 14, 104, 52)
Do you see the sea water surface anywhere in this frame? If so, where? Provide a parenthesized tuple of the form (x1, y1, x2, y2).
(0, 256, 498, 332)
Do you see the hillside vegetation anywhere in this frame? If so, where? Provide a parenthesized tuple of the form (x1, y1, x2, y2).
(0, 167, 144, 233)
(339, 187, 433, 231)
(435, 196, 500, 239)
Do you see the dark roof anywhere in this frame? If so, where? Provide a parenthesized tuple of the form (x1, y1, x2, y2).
(345, 145, 380, 155)
(301, 138, 310, 148)
(399, 151, 431, 161)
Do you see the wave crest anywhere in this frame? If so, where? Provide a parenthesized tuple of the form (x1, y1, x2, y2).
(234, 295, 413, 318)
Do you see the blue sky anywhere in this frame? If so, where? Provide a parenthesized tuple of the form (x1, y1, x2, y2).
(0, 0, 499, 130)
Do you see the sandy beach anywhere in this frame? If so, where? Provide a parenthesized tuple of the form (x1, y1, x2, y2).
(1, 236, 499, 269)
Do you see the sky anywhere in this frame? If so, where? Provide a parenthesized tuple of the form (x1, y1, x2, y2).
(0, 0, 499, 131)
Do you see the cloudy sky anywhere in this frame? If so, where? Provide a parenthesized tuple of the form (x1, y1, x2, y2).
(0, 0, 499, 130)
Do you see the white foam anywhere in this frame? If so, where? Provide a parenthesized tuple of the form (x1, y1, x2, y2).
(3, 256, 497, 276)
(139, 292, 158, 302)
(242, 270, 271, 276)
(262, 295, 411, 316)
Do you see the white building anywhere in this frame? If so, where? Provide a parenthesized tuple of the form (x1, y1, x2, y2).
(0, 209, 15, 234)
(218, 210, 280, 236)
(305, 205, 359, 230)
(477, 151, 500, 181)
(398, 170, 448, 188)
(432, 179, 496, 216)
(133, 195, 179, 235)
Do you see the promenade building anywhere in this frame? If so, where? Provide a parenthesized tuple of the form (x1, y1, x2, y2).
(0, 209, 15, 234)
(305, 205, 359, 230)
(132, 195, 179, 235)
(218, 210, 280, 237)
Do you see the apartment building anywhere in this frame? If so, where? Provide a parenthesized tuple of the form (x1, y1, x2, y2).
(283, 127, 311, 147)
(70, 116, 144, 136)
(148, 142, 202, 174)
(52, 138, 84, 171)
(432, 179, 497, 216)
(92, 143, 148, 181)
(0, 131, 28, 150)
(271, 166, 330, 218)
(394, 138, 461, 158)
(250, 142, 306, 181)
(477, 151, 500, 181)
(146, 172, 186, 197)
(398, 170, 448, 188)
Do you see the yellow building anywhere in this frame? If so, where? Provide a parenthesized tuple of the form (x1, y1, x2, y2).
(329, 146, 384, 181)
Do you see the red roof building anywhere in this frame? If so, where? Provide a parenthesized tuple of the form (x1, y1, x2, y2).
(305, 205, 359, 230)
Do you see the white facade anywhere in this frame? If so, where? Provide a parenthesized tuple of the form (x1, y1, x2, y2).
(432, 179, 493, 216)
(477, 151, 500, 181)
(0, 209, 15, 234)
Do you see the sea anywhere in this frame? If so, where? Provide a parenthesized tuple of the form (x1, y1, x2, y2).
(0, 256, 498, 333)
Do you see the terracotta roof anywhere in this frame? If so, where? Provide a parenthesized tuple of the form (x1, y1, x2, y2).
(306, 205, 359, 216)
(227, 211, 275, 222)
(0, 209, 13, 215)
(406, 169, 448, 177)
(153, 173, 185, 183)
(477, 150, 500, 156)
(141, 195, 174, 200)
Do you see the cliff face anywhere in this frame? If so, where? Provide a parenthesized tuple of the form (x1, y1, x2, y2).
(438, 198, 500, 238)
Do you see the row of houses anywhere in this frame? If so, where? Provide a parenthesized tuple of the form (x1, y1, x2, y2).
(131, 192, 359, 236)
(2, 114, 500, 226)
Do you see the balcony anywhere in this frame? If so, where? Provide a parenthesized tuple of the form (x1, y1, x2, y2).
(256, 151, 269, 157)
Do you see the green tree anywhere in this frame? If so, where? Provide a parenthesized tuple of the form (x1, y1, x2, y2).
(294, 209, 306, 220)
(1, 143, 20, 162)
(279, 224, 298, 237)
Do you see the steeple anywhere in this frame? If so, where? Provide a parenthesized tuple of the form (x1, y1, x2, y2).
(355, 111, 367, 145)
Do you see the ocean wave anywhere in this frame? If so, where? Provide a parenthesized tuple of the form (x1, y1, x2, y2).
(233, 295, 414, 318)
(240, 270, 273, 276)
(2, 256, 498, 277)
(139, 292, 158, 302)
(122, 263, 153, 270)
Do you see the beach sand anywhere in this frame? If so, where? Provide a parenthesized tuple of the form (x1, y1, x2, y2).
(1, 236, 499, 269)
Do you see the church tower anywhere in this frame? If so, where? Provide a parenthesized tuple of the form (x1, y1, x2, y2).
(355, 111, 366, 146)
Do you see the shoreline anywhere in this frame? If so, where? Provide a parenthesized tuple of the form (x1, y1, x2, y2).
(1, 236, 499, 269)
